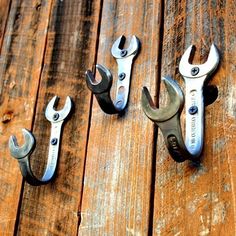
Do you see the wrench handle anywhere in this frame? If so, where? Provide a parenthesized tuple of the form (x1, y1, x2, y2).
(42, 121, 63, 182)
(185, 79, 205, 157)
(115, 56, 134, 111)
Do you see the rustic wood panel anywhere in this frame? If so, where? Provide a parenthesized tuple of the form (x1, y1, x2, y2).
(0, 0, 11, 50)
(0, 0, 51, 233)
(17, 0, 102, 235)
(0, 0, 235, 234)
(79, 0, 162, 234)
(153, 0, 236, 235)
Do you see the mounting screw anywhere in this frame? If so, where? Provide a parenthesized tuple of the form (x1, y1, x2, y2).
(191, 67, 200, 76)
(120, 49, 127, 57)
(118, 72, 126, 80)
(53, 113, 59, 121)
(51, 138, 58, 145)
(189, 106, 198, 115)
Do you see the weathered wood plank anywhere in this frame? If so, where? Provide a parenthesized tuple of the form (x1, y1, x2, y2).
(153, 0, 236, 235)
(0, 0, 51, 233)
(0, 0, 11, 50)
(17, 0, 102, 235)
(79, 0, 162, 234)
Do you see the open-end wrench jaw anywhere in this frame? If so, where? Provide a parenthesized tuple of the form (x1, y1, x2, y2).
(45, 96, 72, 122)
(86, 64, 113, 94)
(111, 35, 140, 59)
(85, 63, 119, 114)
(179, 44, 220, 79)
(142, 76, 184, 122)
(9, 128, 35, 159)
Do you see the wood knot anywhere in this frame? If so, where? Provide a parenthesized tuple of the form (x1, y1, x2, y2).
(36, 3, 41, 11)
(1, 111, 13, 123)
(9, 81, 16, 89)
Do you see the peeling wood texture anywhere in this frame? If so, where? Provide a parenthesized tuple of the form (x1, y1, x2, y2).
(0, 0, 235, 235)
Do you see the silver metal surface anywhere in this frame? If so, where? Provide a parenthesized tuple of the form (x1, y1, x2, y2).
(179, 44, 219, 156)
(9, 96, 72, 186)
(111, 35, 140, 111)
(111, 35, 139, 58)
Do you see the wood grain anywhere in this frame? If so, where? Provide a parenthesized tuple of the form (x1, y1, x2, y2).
(153, 0, 236, 235)
(0, 0, 235, 235)
(0, 0, 51, 233)
(79, 0, 162, 234)
(0, 0, 11, 50)
(17, 0, 102, 235)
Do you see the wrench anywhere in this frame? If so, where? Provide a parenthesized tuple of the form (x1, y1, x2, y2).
(9, 96, 72, 186)
(179, 44, 219, 157)
(142, 76, 192, 162)
(86, 35, 140, 114)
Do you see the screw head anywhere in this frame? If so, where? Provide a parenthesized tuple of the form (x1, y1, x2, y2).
(118, 72, 126, 80)
(189, 106, 198, 115)
(120, 49, 128, 57)
(51, 138, 58, 145)
(53, 113, 59, 121)
(191, 67, 200, 76)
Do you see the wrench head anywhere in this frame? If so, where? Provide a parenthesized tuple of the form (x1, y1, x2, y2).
(85, 64, 113, 94)
(9, 128, 35, 159)
(142, 76, 184, 122)
(179, 44, 220, 79)
(45, 96, 72, 122)
(111, 35, 140, 59)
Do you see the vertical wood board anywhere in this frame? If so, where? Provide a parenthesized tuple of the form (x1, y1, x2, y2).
(0, 0, 11, 51)
(153, 0, 236, 235)
(17, 0, 102, 235)
(80, 0, 162, 235)
(0, 0, 51, 233)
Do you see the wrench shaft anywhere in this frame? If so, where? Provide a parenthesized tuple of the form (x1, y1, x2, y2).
(42, 121, 63, 182)
(185, 78, 205, 156)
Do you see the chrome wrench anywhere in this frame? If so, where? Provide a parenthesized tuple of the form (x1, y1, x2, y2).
(9, 96, 72, 185)
(179, 44, 219, 157)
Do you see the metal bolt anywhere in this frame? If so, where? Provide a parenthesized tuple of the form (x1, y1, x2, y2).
(188, 106, 198, 115)
(53, 113, 59, 121)
(191, 67, 200, 76)
(51, 138, 58, 145)
(120, 49, 128, 57)
(118, 72, 126, 80)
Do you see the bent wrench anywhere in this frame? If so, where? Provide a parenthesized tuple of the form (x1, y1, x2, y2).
(179, 44, 219, 157)
(142, 76, 191, 162)
(9, 96, 72, 186)
(86, 35, 140, 114)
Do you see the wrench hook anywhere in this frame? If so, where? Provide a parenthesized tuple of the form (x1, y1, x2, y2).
(85, 35, 140, 114)
(9, 96, 72, 186)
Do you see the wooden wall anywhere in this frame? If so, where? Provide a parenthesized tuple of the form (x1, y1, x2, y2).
(0, 0, 235, 235)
